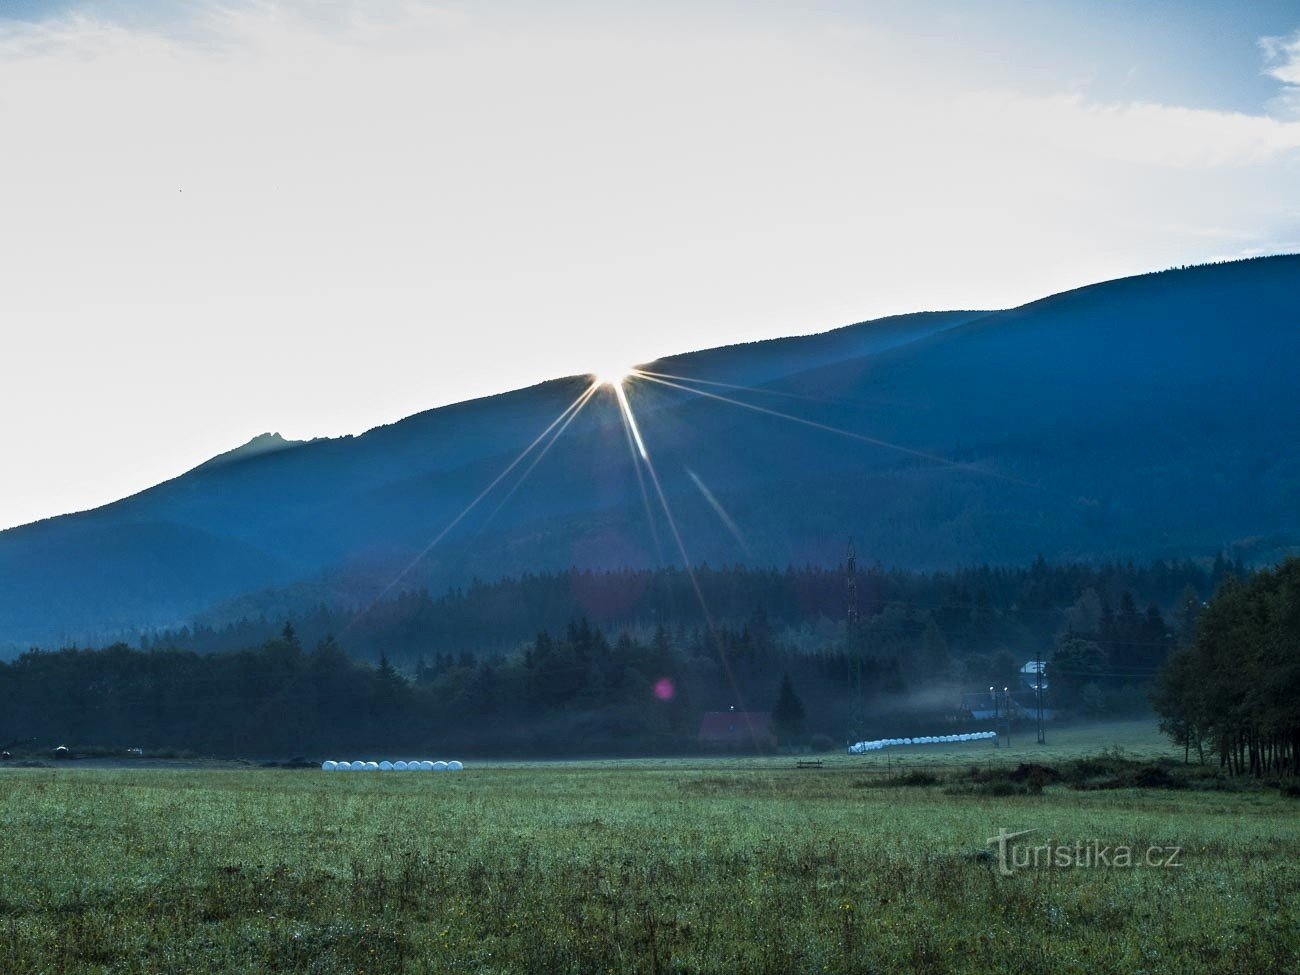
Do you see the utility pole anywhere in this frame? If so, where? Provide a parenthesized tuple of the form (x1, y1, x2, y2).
(1003, 686, 1011, 747)
(990, 685, 999, 748)
(846, 536, 859, 629)
(846, 537, 862, 743)
(1035, 650, 1046, 745)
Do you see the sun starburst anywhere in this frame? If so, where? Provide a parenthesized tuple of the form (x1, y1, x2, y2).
(591, 364, 634, 387)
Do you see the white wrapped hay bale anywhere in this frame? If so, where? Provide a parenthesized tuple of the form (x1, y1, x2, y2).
(848, 731, 998, 754)
(365, 761, 380, 770)
(432, 761, 448, 771)
(379, 761, 394, 771)
(446, 760, 464, 771)
(321, 760, 338, 771)
(419, 760, 435, 770)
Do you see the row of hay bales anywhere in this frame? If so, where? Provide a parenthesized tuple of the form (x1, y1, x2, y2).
(848, 731, 997, 754)
(320, 760, 464, 771)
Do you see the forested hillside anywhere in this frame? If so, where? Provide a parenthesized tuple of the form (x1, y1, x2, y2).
(2, 256, 1297, 649)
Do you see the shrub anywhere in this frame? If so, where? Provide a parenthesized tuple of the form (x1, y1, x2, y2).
(808, 733, 836, 753)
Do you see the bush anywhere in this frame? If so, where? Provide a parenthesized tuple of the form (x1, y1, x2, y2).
(942, 777, 1032, 797)
(1130, 764, 1184, 789)
(1009, 763, 1061, 789)
(808, 733, 836, 753)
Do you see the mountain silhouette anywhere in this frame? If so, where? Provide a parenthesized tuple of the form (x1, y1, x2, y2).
(2, 256, 1297, 649)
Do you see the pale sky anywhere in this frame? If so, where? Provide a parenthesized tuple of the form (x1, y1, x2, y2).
(2, 0, 1299, 531)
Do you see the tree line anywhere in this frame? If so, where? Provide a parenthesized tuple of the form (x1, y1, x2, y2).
(1154, 558, 1300, 777)
(0, 620, 904, 756)
(0, 553, 1227, 757)
(139, 557, 1226, 673)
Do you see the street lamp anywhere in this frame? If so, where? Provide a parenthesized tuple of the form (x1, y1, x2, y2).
(990, 686, 998, 747)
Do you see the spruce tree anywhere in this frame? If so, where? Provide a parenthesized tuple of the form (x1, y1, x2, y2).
(772, 673, 806, 740)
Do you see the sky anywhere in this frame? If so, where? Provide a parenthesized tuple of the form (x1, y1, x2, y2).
(2, 0, 1299, 531)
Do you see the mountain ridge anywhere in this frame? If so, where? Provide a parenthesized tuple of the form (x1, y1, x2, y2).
(2, 255, 1297, 650)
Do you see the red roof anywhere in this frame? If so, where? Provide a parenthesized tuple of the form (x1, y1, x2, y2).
(698, 711, 773, 743)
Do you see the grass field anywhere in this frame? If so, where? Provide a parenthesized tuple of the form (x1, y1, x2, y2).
(1, 720, 1297, 974)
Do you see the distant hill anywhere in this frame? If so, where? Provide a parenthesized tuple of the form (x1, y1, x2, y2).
(2, 256, 1297, 649)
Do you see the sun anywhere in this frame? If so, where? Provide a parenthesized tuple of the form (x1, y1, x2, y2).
(591, 364, 634, 387)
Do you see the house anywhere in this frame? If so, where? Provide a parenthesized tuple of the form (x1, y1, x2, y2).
(1009, 689, 1055, 721)
(958, 690, 1055, 723)
(698, 710, 774, 746)
(1019, 660, 1048, 691)
(959, 693, 999, 721)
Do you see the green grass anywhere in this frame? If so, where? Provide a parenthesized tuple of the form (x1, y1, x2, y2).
(0, 721, 1296, 974)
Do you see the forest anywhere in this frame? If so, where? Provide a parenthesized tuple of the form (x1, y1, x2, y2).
(0, 557, 1237, 757)
(1153, 557, 1300, 776)
(142, 557, 1227, 669)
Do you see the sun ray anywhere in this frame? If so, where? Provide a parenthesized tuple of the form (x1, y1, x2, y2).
(615, 383, 667, 565)
(343, 380, 600, 631)
(631, 370, 1034, 487)
(609, 380, 754, 729)
(637, 368, 872, 408)
(613, 381, 648, 460)
(685, 467, 750, 556)
(480, 381, 601, 527)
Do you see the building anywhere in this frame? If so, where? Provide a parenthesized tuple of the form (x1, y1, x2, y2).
(1019, 659, 1048, 692)
(959, 690, 1055, 723)
(959, 693, 1000, 721)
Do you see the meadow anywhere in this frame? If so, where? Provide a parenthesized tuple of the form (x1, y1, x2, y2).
(0, 721, 1296, 974)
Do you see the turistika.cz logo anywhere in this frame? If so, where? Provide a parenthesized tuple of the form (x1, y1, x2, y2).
(986, 828, 1183, 877)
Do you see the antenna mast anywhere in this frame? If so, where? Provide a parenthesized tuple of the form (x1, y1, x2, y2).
(846, 536, 859, 628)
(847, 537, 865, 743)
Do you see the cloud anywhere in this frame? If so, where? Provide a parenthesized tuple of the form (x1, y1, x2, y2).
(1261, 28, 1300, 119)
(961, 92, 1300, 167)
(1261, 29, 1300, 85)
